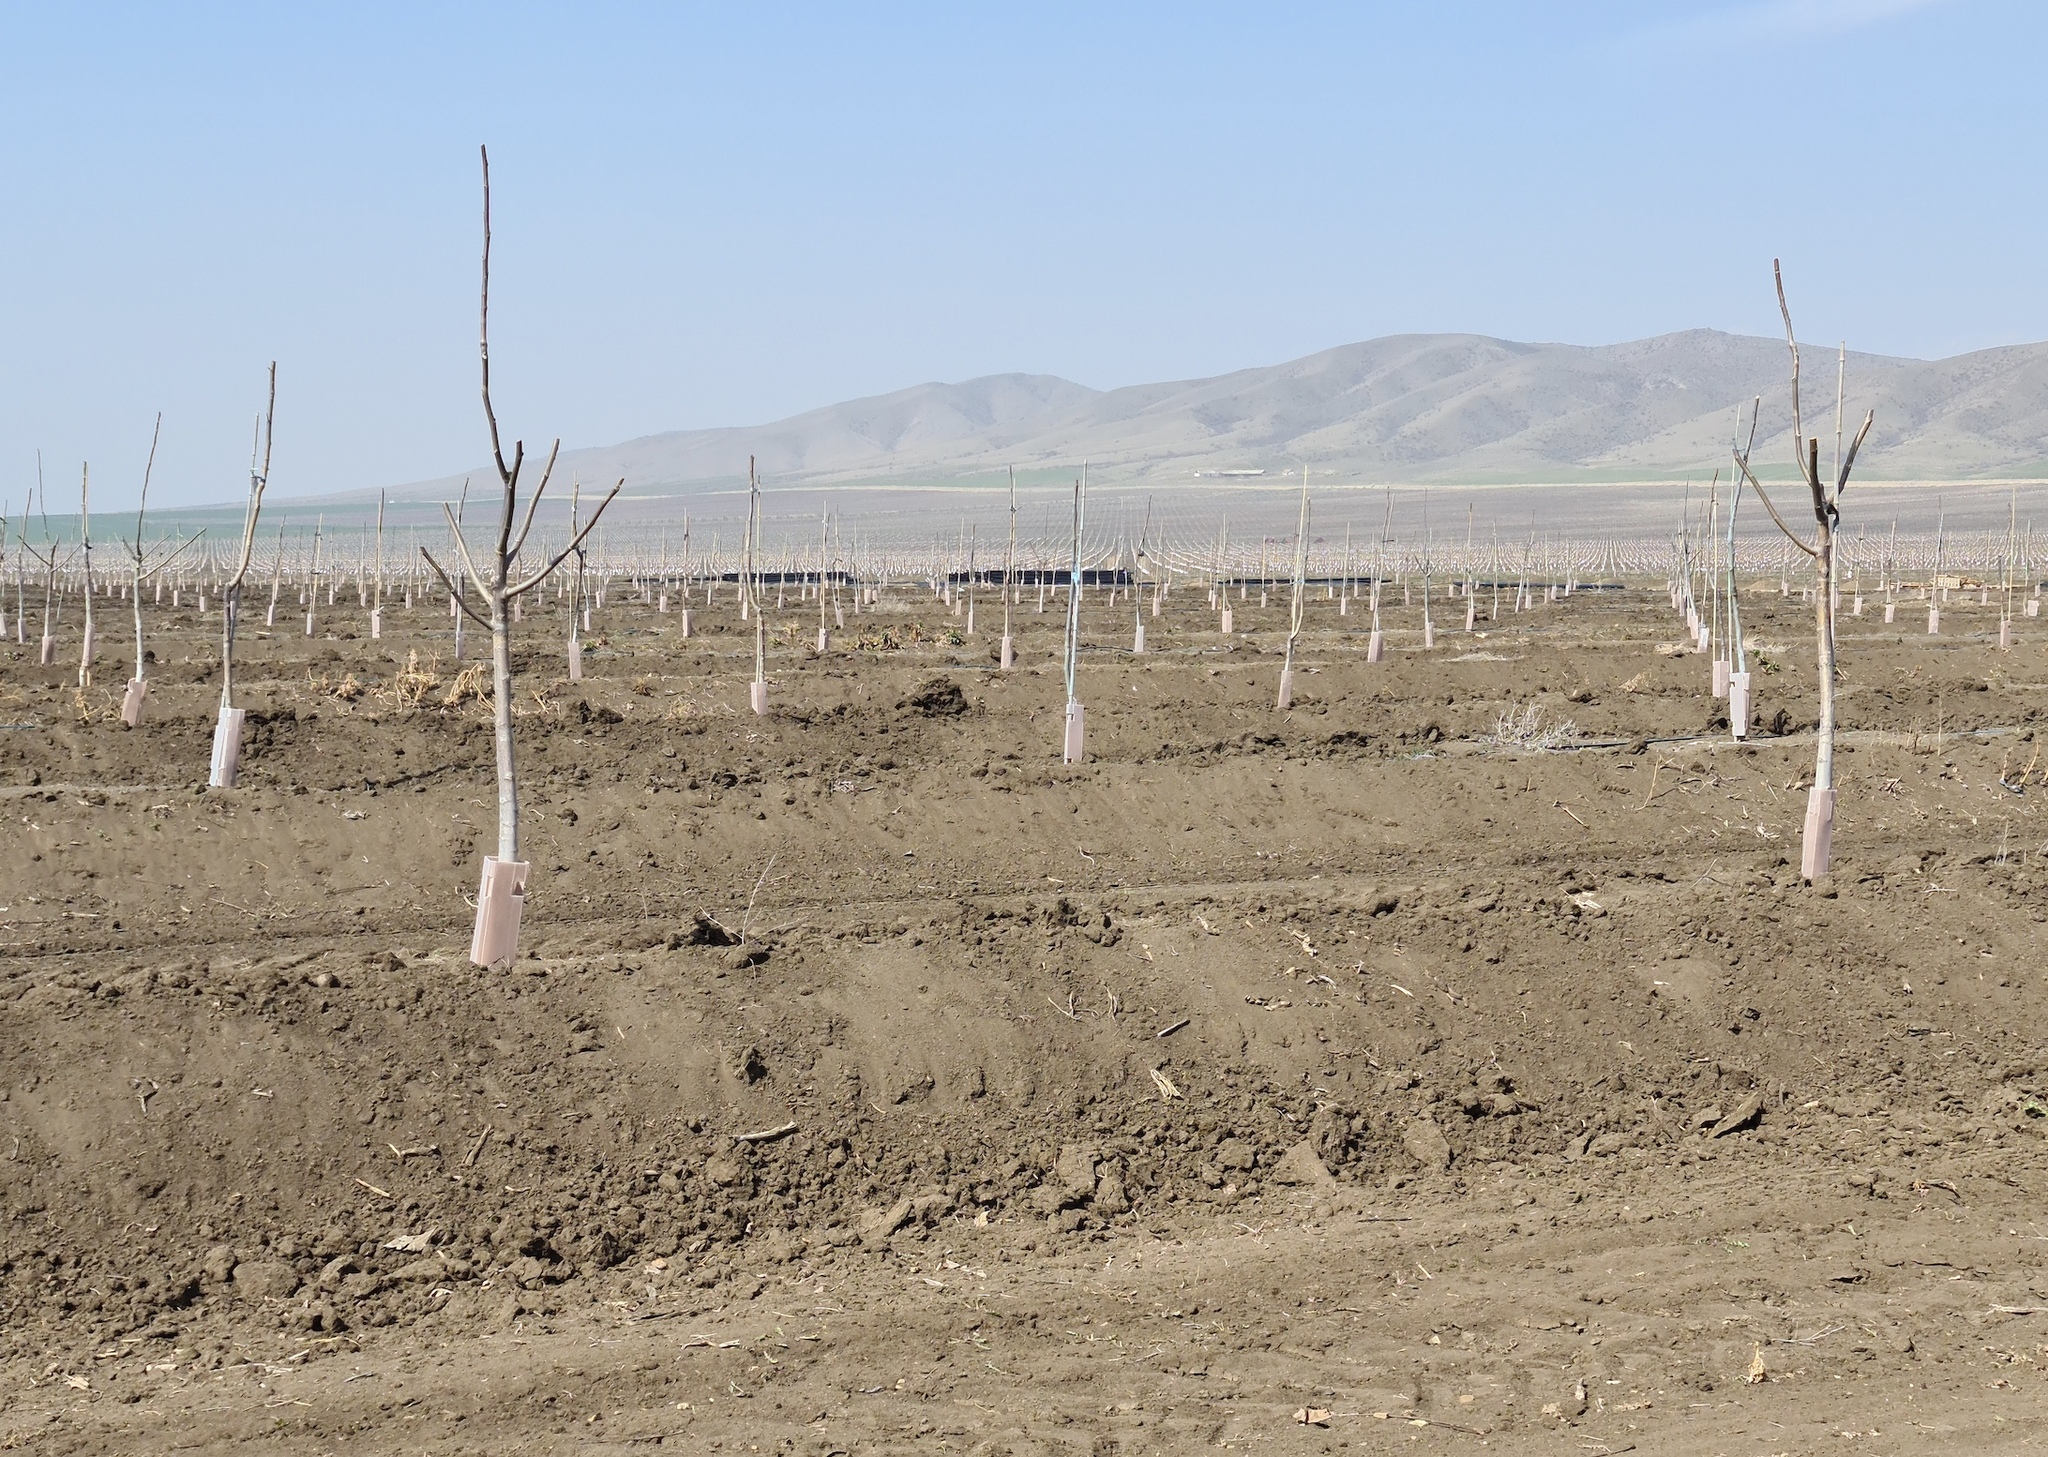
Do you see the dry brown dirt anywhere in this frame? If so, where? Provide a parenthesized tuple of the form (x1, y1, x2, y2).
(3, 580, 2048, 1454)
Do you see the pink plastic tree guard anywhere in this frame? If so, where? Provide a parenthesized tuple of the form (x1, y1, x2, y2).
(208, 706, 246, 788)
(470, 856, 530, 967)
(1800, 786, 1836, 880)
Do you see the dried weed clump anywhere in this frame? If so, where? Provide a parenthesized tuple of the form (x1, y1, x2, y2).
(441, 664, 490, 708)
(72, 687, 117, 725)
(851, 622, 965, 652)
(661, 695, 736, 723)
(376, 650, 442, 711)
(1483, 702, 1578, 752)
(304, 668, 364, 703)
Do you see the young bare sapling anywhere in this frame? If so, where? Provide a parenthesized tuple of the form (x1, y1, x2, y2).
(1462, 501, 1477, 630)
(679, 509, 693, 638)
(27, 463, 64, 666)
(211, 365, 277, 788)
(1216, 515, 1234, 634)
(420, 146, 619, 968)
(2027, 521, 2041, 618)
(1367, 487, 1390, 662)
(1728, 261, 1874, 881)
(566, 478, 587, 681)
(448, 484, 471, 660)
(2001, 485, 2017, 648)
(745, 457, 767, 713)
(1130, 494, 1150, 653)
(960, 524, 976, 634)
(1705, 472, 1727, 694)
(1928, 506, 1943, 634)
(1061, 469, 1087, 763)
(1339, 521, 1352, 618)
(1000, 468, 1017, 669)
(119, 416, 204, 725)
(305, 514, 322, 637)
(1725, 401, 1759, 739)
(1278, 466, 1309, 708)
(73, 464, 99, 688)
(370, 491, 386, 639)
(816, 502, 831, 652)
(1419, 497, 1436, 651)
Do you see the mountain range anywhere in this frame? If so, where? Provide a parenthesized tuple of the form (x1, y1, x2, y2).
(385, 328, 2048, 500)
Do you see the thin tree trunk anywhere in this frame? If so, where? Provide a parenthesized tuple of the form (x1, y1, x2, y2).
(493, 593, 519, 862)
(1814, 508, 1835, 793)
(78, 465, 94, 687)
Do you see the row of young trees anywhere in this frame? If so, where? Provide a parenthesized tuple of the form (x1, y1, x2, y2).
(401, 254, 1884, 945)
(5, 189, 1955, 956)
(18, 489, 2026, 643)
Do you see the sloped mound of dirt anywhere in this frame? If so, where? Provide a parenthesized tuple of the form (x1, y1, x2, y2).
(901, 677, 968, 716)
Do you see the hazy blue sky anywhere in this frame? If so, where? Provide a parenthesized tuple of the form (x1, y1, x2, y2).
(0, 0, 2034, 506)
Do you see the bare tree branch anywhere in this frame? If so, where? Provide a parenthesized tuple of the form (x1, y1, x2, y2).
(139, 530, 206, 581)
(1774, 258, 1808, 485)
(492, 441, 523, 569)
(440, 501, 493, 598)
(125, 413, 162, 566)
(1837, 409, 1875, 494)
(227, 363, 277, 592)
(421, 548, 493, 627)
(509, 481, 621, 598)
(507, 438, 561, 562)
(479, 144, 513, 491)
(1730, 450, 1819, 558)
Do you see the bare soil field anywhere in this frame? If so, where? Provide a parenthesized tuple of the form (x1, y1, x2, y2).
(2, 581, 2047, 1454)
